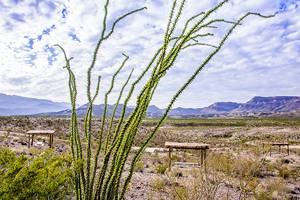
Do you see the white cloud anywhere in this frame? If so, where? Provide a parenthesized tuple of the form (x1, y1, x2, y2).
(0, 0, 299, 108)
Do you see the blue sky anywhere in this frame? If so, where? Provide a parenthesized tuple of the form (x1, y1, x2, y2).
(0, 0, 299, 108)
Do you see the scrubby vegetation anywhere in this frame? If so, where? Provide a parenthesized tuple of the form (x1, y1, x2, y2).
(0, 117, 299, 199)
(1, 0, 297, 199)
(0, 148, 73, 199)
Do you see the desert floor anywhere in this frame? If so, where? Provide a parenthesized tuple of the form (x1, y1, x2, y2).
(0, 117, 300, 199)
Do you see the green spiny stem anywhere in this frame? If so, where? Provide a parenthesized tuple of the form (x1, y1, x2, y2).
(97, 1, 233, 196)
(106, 70, 161, 198)
(158, 0, 178, 70)
(105, 68, 134, 152)
(87, 0, 109, 104)
(93, 69, 133, 199)
(104, 105, 147, 199)
(55, 44, 86, 194)
(90, 55, 128, 198)
(103, 7, 147, 40)
(168, 0, 186, 41)
(182, 12, 205, 34)
(107, 41, 181, 195)
(97, 49, 163, 194)
(85, 75, 102, 200)
(120, 12, 275, 199)
(84, 1, 145, 198)
(171, 0, 228, 50)
(101, 83, 155, 198)
(115, 90, 157, 199)
(182, 42, 218, 49)
(56, 0, 274, 198)
(162, 0, 231, 73)
(102, 54, 129, 154)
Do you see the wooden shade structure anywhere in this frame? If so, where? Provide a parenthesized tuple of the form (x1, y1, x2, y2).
(27, 130, 55, 148)
(165, 142, 209, 171)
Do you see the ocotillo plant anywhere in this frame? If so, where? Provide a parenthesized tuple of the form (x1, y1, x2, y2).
(56, 0, 273, 199)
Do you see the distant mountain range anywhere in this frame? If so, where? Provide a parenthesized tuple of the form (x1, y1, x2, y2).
(0, 93, 300, 118)
(38, 96, 300, 118)
(0, 93, 70, 116)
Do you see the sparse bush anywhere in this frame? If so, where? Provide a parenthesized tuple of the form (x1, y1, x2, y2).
(278, 166, 290, 179)
(167, 167, 224, 200)
(134, 161, 144, 172)
(150, 178, 166, 191)
(0, 148, 73, 199)
(156, 164, 168, 174)
(172, 186, 188, 200)
(254, 178, 287, 200)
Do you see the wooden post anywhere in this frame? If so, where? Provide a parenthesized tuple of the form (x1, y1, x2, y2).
(49, 134, 52, 148)
(200, 149, 204, 166)
(203, 149, 207, 165)
(31, 134, 34, 146)
(28, 134, 31, 148)
(287, 144, 289, 155)
(51, 134, 54, 148)
(168, 147, 172, 171)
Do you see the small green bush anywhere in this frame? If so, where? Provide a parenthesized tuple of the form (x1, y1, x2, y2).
(0, 148, 73, 200)
(278, 166, 290, 179)
(155, 164, 168, 174)
(150, 178, 165, 191)
(134, 161, 144, 172)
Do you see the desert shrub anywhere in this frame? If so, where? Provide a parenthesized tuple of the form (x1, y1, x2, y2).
(278, 166, 290, 179)
(273, 160, 298, 180)
(172, 186, 188, 200)
(167, 167, 224, 200)
(0, 147, 16, 169)
(171, 153, 181, 162)
(207, 153, 234, 175)
(150, 178, 166, 191)
(207, 152, 265, 199)
(156, 164, 168, 174)
(254, 178, 287, 200)
(0, 148, 73, 200)
(134, 161, 144, 172)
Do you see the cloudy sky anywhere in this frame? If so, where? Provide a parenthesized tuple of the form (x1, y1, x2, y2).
(0, 0, 299, 108)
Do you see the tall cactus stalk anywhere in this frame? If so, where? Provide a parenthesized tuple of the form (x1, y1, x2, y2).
(55, 0, 273, 199)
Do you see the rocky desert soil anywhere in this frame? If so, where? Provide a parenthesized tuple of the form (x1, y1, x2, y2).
(0, 117, 300, 199)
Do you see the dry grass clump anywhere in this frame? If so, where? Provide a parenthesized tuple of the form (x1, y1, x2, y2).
(162, 148, 293, 200)
(150, 178, 166, 192)
(133, 161, 145, 173)
(254, 178, 287, 200)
